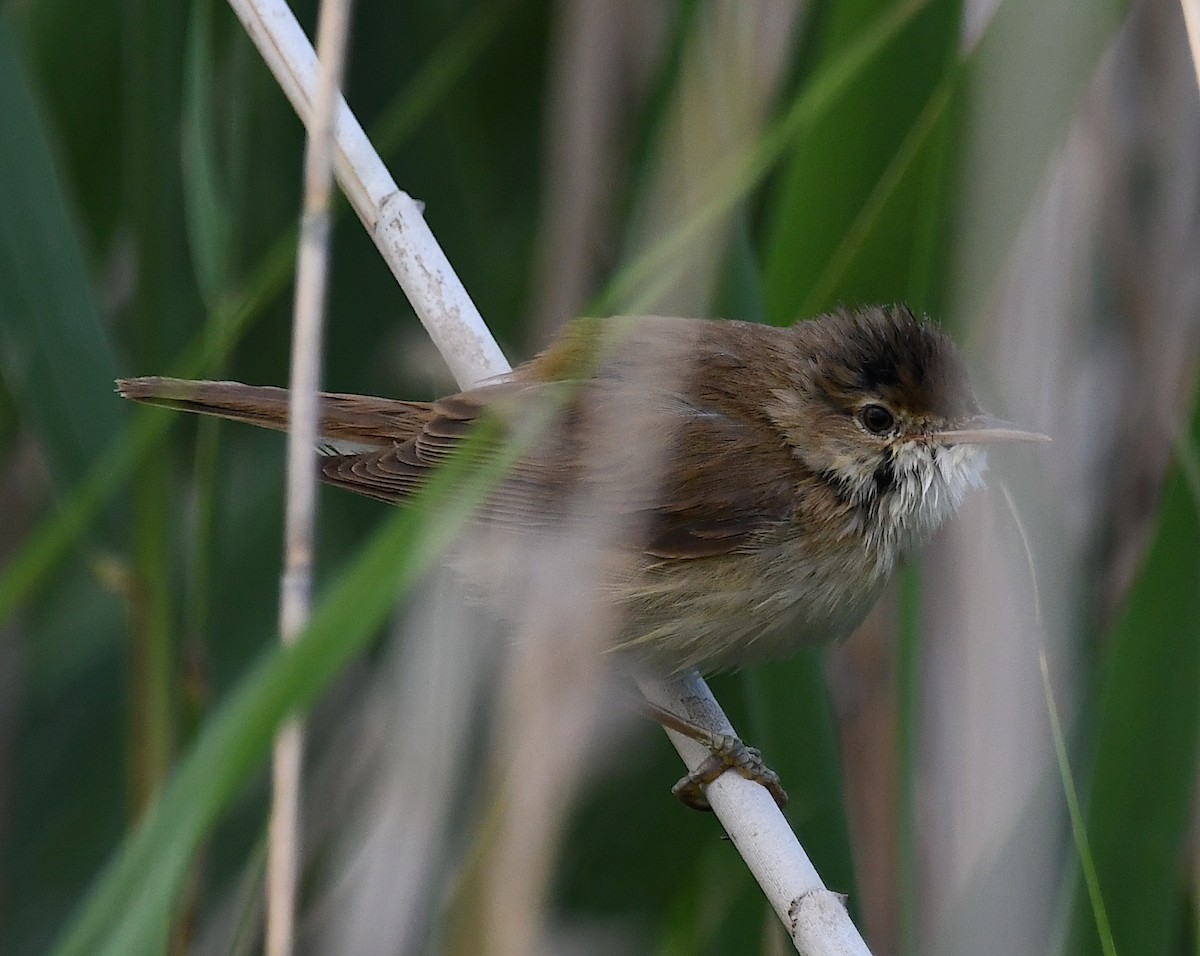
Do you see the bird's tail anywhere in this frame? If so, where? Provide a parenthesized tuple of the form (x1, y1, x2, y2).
(116, 377, 432, 452)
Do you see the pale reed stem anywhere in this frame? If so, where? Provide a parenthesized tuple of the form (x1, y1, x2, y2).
(267, 0, 354, 954)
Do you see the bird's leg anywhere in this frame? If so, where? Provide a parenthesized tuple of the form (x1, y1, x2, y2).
(643, 700, 788, 812)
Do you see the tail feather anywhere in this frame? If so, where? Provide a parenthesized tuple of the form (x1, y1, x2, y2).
(116, 377, 432, 451)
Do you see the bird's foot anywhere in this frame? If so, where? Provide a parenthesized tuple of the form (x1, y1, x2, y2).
(644, 701, 788, 812)
(670, 734, 788, 811)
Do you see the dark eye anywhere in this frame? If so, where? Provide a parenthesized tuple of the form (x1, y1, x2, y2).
(859, 403, 895, 435)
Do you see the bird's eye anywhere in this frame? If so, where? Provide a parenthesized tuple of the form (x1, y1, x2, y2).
(859, 403, 895, 435)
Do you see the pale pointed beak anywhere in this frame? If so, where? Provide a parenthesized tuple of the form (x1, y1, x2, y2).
(930, 415, 1051, 445)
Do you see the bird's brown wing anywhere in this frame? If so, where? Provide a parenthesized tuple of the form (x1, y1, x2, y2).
(322, 325, 803, 559)
(319, 393, 478, 503)
(319, 380, 579, 527)
(637, 401, 798, 560)
(319, 377, 797, 558)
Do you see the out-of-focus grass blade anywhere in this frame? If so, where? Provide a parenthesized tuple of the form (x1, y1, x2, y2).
(946, 0, 1129, 323)
(370, 0, 522, 157)
(182, 0, 237, 309)
(1040, 651, 1117, 956)
(50, 416, 520, 956)
(1063, 407, 1200, 955)
(793, 81, 954, 318)
(762, 0, 961, 322)
(0, 15, 123, 488)
(593, 0, 934, 317)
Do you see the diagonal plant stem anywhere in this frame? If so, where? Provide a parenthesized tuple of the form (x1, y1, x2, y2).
(225, 0, 874, 951)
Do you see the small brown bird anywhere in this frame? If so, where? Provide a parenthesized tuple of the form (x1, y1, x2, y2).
(118, 306, 1046, 807)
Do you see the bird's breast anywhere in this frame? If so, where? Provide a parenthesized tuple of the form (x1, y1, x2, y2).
(614, 521, 892, 675)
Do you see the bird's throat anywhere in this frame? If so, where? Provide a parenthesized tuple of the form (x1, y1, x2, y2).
(868, 442, 987, 560)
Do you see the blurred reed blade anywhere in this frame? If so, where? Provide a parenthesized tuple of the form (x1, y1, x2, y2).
(592, 0, 934, 317)
(0, 15, 124, 499)
(1063, 411, 1200, 955)
(763, 0, 960, 321)
(49, 416, 523, 956)
(369, 0, 521, 155)
(947, 0, 1129, 324)
(793, 80, 954, 319)
(182, 0, 238, 310)
(1040, 652, 1118, 956)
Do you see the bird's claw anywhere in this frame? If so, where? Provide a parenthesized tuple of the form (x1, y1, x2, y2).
(671, 733, 788, 812)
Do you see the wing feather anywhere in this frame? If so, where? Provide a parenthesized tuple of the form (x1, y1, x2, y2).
(318, 318, 805, 561)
